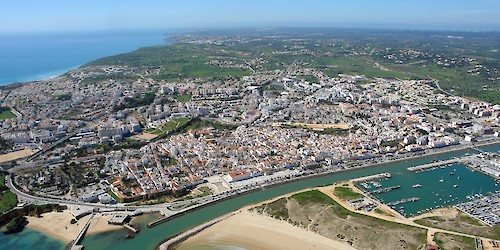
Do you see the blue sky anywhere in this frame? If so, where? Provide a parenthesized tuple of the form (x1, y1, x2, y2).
(1, 0, 500, 33)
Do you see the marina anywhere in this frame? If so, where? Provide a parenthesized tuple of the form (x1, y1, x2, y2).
(357, 162, 499, 217)
(46, 143, 500, 249)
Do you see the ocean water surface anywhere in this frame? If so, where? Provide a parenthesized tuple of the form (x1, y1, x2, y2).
(0, 227, 64, 250)
(356, 162, 499, 217)
(0, 30, 168, 86)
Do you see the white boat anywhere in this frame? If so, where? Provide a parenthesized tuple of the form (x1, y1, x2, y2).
(453, 184, 458, 188)
(412, 184, 422, 188)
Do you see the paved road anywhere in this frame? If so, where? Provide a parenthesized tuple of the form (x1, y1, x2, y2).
(434, 81, 455, 97)
(5, 139, 499, 216)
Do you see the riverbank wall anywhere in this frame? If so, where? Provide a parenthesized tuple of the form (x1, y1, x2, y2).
(148, 140, 500, 228)
(157, 212, 237, 250)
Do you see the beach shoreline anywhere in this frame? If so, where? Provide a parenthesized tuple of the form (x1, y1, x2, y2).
(25, 211, 123, 244)
(171, 210, 357, 250)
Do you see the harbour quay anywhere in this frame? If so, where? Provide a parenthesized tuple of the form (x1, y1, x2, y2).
(407, 158, 463, 172)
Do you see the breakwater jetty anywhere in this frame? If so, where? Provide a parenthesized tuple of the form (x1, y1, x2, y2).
(68, 214, 93, 250)
(369, 185, 400, 194)
(157, 212, 237, 250)
(386, 197, 420, 206)
(351, 173, 391, 183)
(407, 158, 462, 172)
(124, 224, 138, 233)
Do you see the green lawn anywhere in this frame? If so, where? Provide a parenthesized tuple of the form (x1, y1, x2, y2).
(301, 75, 320, 84)
(183, 118, 239, 131)
(0, 173, 9, 195)
(175, 94, 191, 103)
(107, 190, 121, 203)
(167, 156, 177, 165)
(0, 174, 6, 190)
(290, 190, 336, 205)
(0, 110, 16, 120)
(147, 117, 191, 136)
(334, 186, 363, 200)
(0, 191, 17, 213)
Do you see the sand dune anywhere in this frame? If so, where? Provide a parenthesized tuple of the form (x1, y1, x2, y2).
(176, 210, 357, 250)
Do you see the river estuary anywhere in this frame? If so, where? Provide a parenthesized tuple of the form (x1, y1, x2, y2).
(78, 144, 500, 250)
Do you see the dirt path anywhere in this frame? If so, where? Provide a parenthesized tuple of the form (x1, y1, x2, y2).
(307, 205, 332, 231)
(317, 183, 494, 245)
(427, 229, 438, 246)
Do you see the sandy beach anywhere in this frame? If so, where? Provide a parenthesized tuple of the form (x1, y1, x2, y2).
(175, 210, 357, 250)
(26, 211, 123, 244)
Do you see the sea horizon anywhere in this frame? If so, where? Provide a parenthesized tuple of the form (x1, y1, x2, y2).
(0, 29, 170, 87)
(3, 27, 500, 87)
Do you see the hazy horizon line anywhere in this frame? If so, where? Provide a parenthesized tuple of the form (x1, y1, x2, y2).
(1, 24, 500, 35)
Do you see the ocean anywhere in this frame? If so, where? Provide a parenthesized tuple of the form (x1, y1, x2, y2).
(0, 30, 168, 86)
(0, 227, 64, 250)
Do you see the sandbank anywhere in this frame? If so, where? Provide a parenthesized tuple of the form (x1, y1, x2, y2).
(175, 210, 357, 250)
